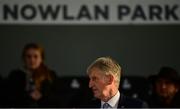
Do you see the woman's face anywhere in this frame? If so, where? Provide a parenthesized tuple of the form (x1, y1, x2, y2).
(24, 48, 43, 70)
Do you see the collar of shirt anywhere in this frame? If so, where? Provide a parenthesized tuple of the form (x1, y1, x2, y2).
(101, 91, 120, 108)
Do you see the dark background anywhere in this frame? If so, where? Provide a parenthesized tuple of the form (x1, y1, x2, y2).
(0, 25, 180, 78)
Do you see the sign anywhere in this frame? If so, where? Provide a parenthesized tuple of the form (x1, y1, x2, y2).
(0, 0, 180, 24)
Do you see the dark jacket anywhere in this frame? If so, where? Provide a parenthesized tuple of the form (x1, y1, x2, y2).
(76, 93, 148, 108)
(5, 69, 57, 108)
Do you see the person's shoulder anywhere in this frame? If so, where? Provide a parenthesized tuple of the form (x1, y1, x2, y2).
(48, 69, 58, 80)
(119, 94, 148, 108)
(10, 69, 24, 73)
(8, 69, 26, 78)
(49, 69, 57, 76)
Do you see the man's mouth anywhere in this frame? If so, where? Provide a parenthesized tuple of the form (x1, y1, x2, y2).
(92, 88, 98, 93)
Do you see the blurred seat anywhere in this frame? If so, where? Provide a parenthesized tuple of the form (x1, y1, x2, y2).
(120, 76, 150, 101)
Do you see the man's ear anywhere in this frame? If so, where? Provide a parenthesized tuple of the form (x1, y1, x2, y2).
(105, 74, 114, 85)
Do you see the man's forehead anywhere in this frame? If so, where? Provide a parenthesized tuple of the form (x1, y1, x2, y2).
(88, 67, 103, 76)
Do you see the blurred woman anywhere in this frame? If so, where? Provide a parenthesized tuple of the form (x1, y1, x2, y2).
(7, 43, 57, 107)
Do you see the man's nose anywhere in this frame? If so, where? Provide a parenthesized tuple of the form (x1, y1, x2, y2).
(89, 79, 93, 88)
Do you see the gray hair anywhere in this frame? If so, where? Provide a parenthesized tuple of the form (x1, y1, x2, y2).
(87, 56, 121, 87)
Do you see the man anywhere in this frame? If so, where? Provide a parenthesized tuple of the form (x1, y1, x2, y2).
(148, 67, 180, 108)
(86, 56, 147, 108)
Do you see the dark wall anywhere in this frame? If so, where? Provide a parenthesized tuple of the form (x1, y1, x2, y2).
(0, 25, 180, 77)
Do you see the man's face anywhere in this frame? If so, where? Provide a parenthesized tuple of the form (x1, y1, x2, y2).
(24, 48, 42, 70)
(155, 78, 178, 99)
(88, 67, 108, 100)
